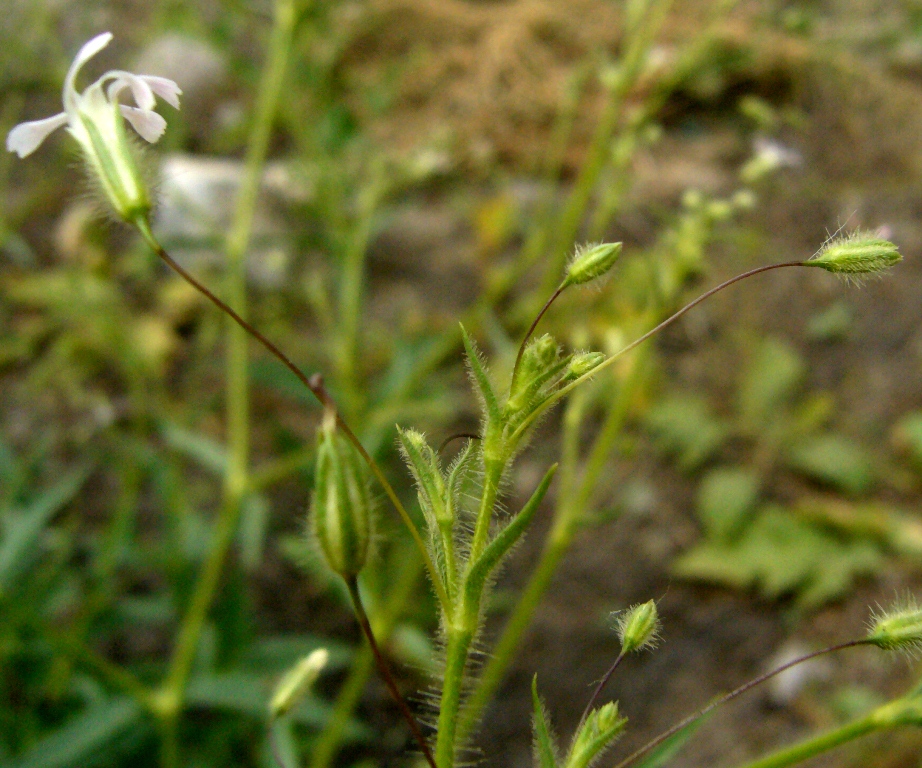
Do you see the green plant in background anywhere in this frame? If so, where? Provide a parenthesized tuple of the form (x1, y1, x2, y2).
(647, 334, 886, 608)
(3, 2, 922, 768)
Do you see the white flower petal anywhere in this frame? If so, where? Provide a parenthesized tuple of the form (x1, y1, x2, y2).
(6, 113, 69, 157)
(140, 76, 182, 109)
(120, 105, 166, 142)
(105, 71, 155, 111)
(64, 32, 113, 109)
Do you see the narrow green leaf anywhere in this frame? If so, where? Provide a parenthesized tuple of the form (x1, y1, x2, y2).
(5, 697, 143, 768)
(160, 420, 227, 474)
(631, 712, 710, 768)
(0, 465, 91, 595)
(532, 675, 559, 768)
(460, 324, 501, 424)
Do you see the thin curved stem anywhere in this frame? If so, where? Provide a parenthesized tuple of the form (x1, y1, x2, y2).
(611, 640, 868, 768)
(132, 217, 450, 613)
(581, 651, 625, 726)
(509, 261, 806, 448)
(345, 577, 437, 768)
(509, 282, 567, 395)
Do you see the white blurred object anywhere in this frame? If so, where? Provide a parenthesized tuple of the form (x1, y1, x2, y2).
(765, 641, 831, 706)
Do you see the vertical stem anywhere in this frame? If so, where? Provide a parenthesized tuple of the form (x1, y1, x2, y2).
(468, 461, 504, 563)
(336, 184, 379, 416)
(580, 651, 625, 724)
(435, 627, 475, 768)
(153, 1, 300, 762)
(458, 357, 641, 741)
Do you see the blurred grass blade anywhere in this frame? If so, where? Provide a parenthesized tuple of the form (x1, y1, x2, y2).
(160, 420, 227, 475)
(4, 697, 143, 768)
(0, 464, 91, 595)
(631, 711, 709, 768)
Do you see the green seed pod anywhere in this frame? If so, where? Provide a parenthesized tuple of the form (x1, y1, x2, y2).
(807, 232, 901, 280)
(311, 415, 372, 579)
(866, 599, 922, 655)
(269, 648, 329, 719)
(563, 242, 623, 287)
(566, 351, 606, 379)
(615, 600, 660, 655)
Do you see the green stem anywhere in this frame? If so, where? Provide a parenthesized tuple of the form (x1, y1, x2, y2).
(537, 0, 673, 299)
(469, 461, 504, 563)
(733, 712, 881, 768)
(458, 355, 643, 741)
(435, 627, 475, 768)
(336, 182, 380, 416)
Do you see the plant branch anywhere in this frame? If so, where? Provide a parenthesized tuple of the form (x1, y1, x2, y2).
(509, 261, 806, 447)
(611, 639, 868, 768)
(346, 577, 437, 768)
(132, 217, 450, 612)
(581, 651, 626, 726)
(509, 282, 567, 395)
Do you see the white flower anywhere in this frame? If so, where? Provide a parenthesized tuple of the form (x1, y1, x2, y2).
(6, 32, 181, 220)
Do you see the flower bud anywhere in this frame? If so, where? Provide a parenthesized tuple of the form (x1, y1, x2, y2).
(807, 232, 901, 280)
(866, 599, 922, 655)
(311, 414, 372, 579)
(563, 242, 622, 287)
(269, 648, 329, 719)
(615, 600, 660, 654)
(508, 334, 560, 413)
(566, 351, 606, 379)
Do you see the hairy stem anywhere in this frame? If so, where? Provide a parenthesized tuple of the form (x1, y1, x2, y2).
(435, 627, 475, 768)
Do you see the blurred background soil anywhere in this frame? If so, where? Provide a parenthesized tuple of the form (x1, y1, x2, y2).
(6, 0, 922, 766)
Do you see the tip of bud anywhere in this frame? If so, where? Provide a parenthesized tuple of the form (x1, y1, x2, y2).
(563, 242, 623, 287)
(807, 231, 901, 282)
(615, 600, 661, 655)
(566, 351, 606, 380)
(866, 598, 922, 655)
(269, 648, 329, 719)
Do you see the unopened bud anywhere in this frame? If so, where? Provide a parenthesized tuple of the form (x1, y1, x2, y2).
(311, 413, 372, 579)
(866, 599, 922, 655)
(615, 600, 660, 654)
(508, 334, 560, 412)
(269, 648, 329, 718)
(563, 242, 622, 287)
(566, 351, 606, 379)
(569, 701, 627, 766)
(807, 232, 901, 280)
